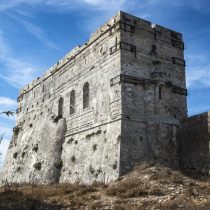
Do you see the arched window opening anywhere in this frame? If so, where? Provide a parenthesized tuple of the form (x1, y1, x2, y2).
(42, 84, 45, 92)
(159, 85, 163, 99)
(83, 82, 89, 109)
(58, 97, 64, 116)
(70, 90, 75, 115)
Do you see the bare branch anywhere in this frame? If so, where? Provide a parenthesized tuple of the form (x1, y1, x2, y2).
(0, 111, 15, 117)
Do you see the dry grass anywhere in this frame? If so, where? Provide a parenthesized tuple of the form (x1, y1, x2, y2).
(1, 164, 210, 209)
(0, 183, 103, 209)
(158, 196, 195, 210)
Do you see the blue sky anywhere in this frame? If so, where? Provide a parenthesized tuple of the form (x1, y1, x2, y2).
(0, 0, 210, 165)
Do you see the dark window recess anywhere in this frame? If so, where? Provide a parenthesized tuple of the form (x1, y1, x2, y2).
(70, 90, 76, 115)
(83, 82, 89, 109)
(110, 75, 121, 86)
(110, 42, 136, 57)
(111, 74, 158, 87)
(120, 42, 136, 58)
(120, 21, 135, 33)
(165, 81, 173, 87)
(173, 87, 187, 96)
(172, 39, 184, 49)
(121, 74, 144, 85)
(172, 57, 185, 67)
(152, 60, 161, 65)
(58, 97, 64, 116)
(120, 42, 135, 52)
(159, 86, 163, 99)
(110, 43, 120, 55)
(42, 85, 45, 92)
(150, 45, 157, 56)
(153, 28, 161, 40)
(154, 30, 157, 40)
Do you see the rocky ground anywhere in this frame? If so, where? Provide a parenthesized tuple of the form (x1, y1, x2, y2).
(1, 163, 210, 210)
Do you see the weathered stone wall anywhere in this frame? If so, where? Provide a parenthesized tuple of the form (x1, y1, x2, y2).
(178, 112, 210, 175)
(60, 122, 121, 184)
(118, 12, 187, 175)
(2, 116, 66, 184)
(1, 11, 189, 184)
(2, 12, 122, 184)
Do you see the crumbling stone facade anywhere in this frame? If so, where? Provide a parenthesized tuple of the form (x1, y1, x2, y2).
(1, 11, 188, 184)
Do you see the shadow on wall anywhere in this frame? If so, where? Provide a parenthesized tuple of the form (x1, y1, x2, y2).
(177, 112, 210, 179)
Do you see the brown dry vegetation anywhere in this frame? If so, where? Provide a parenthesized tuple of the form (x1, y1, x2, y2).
(1, 163, 210, 210)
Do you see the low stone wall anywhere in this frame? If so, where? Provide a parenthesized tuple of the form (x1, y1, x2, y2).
(178, 112, 210, 175)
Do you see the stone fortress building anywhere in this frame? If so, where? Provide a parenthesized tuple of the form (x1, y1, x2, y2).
(1, 11, 208, 185)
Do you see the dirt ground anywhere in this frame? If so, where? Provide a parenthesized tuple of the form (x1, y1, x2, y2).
(1, 163, 210, 210)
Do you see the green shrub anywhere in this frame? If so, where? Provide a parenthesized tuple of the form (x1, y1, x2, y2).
(13, 152, 18, 159)
(92, 144, 97, 151)
(33, 162, 42, 170)
(71, 156, 76, 162)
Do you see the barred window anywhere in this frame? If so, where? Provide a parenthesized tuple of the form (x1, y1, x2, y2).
(83, 82, 89, 109)
(70, 90, 75, 115)
(58, 97, 64, 116)
(159, 85, 163, 99)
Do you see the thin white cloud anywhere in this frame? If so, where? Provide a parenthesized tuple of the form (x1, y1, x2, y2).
(0, 120, 14, 165)
(22, 20, 58, 49)
(0, 122, 13, 139)
(0, 0, 209, 15)
(27, 23, 57, 50)
(187, 65, 210, 89)
(0, 30, 41, 88)
(0, 96, 17, 122)
(84, 0, 126, 10)
(84, 0, 103, 5)
(186, 53, 210, 89)
(6, 13, 58, 50)
(0, 96, 17, 113)
(0, 139, 10, 169)
(0, 97, 16, 106)
(0, 0, 127, 12)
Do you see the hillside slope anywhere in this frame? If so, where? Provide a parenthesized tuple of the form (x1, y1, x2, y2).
(1, 163, 210, 210)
